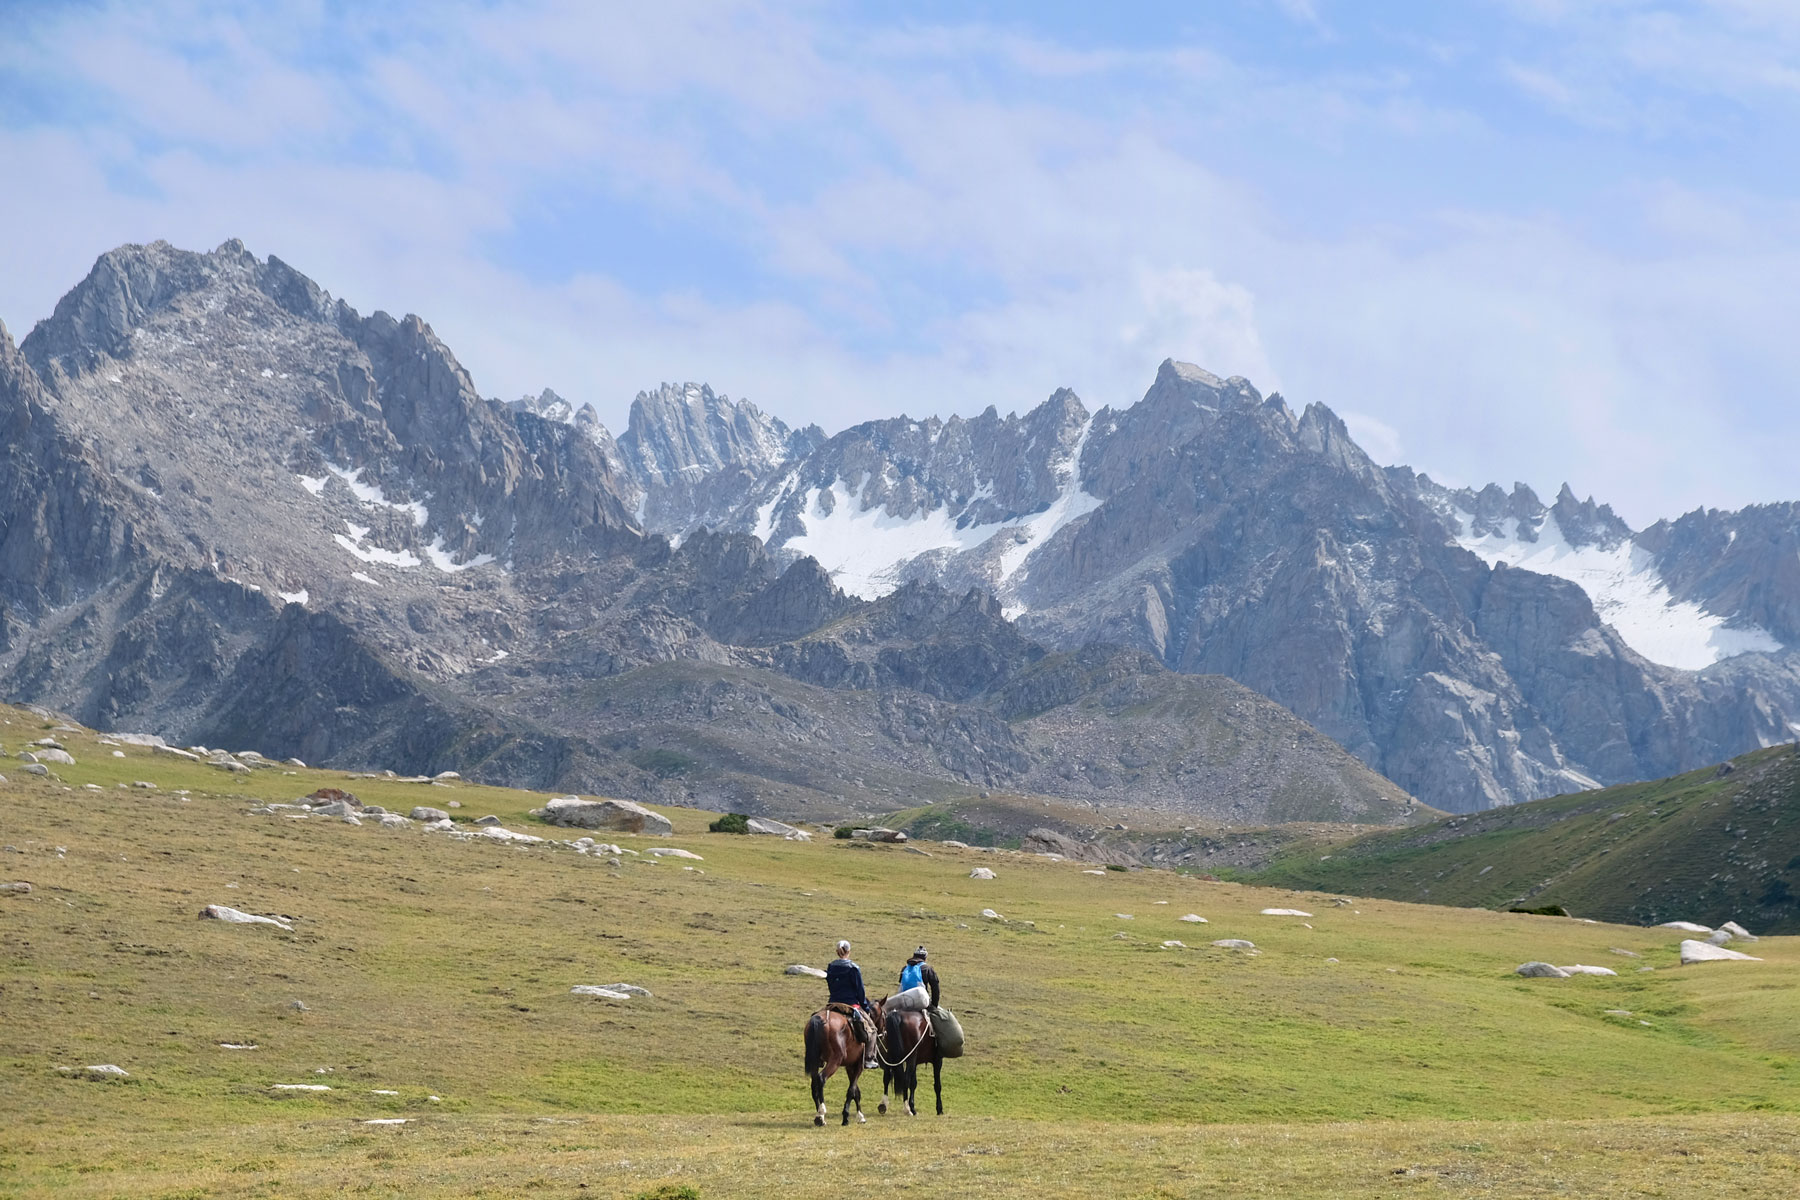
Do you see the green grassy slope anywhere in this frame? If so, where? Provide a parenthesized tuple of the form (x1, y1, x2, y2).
(1230, 744, 1800, 932)
(4, 705, 1800, 1197)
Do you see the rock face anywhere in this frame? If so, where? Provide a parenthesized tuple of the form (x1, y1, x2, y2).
(0, 238, 1447, 828)
(609, 358, 1800, 813)
(533, 797, 673, 835)
(744, 816, 810, 840)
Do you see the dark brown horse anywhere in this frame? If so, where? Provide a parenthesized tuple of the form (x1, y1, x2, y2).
(880, 1006, 943, 1117)
(803, 1002, 881, 1126)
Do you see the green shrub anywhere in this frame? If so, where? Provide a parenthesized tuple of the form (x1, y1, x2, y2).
(709, 812, 750, 834)
(1106, 863, 1127, 872)
(834, 826, 854, 839)
(635, 1186, 701, 1200)
(1508, 904, 1571, 917)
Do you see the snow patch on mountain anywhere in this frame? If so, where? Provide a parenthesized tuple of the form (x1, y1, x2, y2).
(785, 474, 1006, 600)
(1455, 512, 1783, 669)
(324, 462, 427, 527)
(780, 419, 1103, 603)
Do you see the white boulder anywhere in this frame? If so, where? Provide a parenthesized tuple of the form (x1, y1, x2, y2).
(38, 748, 75, 766)
(1515, 962, 1570, 978)
(980, 909, 1004, 921)
(1178, 914, 1208, 923)
(1212, 939, 1256, 950)
(969, 867, 997, 880)
(1659, 921, 1713, 933)
(199, 905, 293, 930)
(1680, 939, 1762, 964)
(649, 847, 703, 860)
(1557, 964, 1619, 977)
(1260, 908, 1313, 917)
(533, 795, 672, 835)
(785, 964, 827, 978)
(411, 807, 449, 822)
(570, 986, 632, 1000)
(1721, 921, 1758, 941)
(745, 817, 811, 840)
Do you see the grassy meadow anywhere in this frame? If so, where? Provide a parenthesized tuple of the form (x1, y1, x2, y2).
(3, 705, 1799, 1197)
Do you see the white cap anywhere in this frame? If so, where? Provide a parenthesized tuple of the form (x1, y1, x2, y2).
(836, 939, 851, 955)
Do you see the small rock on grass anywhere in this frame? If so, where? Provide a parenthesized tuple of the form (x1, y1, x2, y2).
(24, 764, 48, 776)
(969, 867, 996, 879)
(1179, 914, 1207, 923)
(649, 847, 703, 860)
(1212, 939, 1256, 950)
(200, 905, 293, 931)
(411, 807, 449, 822)
(1, 882, 31, 895)
(1558, 964, 1618, 976)
(1659, 920, 1712, 933)
(1515, 962, 1570, 978)
(61, 1064, 129, 1080)
(1260, 908, 1312, 917)
(474, 814, 501, 826)
(980, 909, 1004, 921)
(571, 986, 631, 1000)
(1721, 920, 1758, 941)
(785, 965, 827, 978)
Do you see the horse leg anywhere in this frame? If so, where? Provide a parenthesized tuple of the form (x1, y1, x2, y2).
(933, 1056, 943, 1115)
(811, 1068, 826, 1126)
(841, 1062, 855, 1126)
(904, 1062, 918, 1117)
(848, 1063, 866, 1124)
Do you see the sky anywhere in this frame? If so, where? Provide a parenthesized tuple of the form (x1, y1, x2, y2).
(3, 0, 1799, 526)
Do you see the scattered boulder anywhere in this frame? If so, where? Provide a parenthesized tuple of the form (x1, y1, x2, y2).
(1162, 940, 1186, 949)
(434, 771, 460, 780)
(1659, 921, 1713, 934)
(306, 788, 360, 808)
(1260, 908, 1312, 917)
(200, 905, 293, 931)
(864, 828, 908, 843)
(467, 826, 542, 843)
(312, 800, 356, 819)
(593, 982, 652, 997)
(473, 815, 501, 827)
(570, 986, 632, 1000)
(1721, 921, 1758, 941)
(969, 867, 997, 880)
(377, 814, 411, 829)
(785, 964, 827, 978)
(1, 881, 31, 895)
(411, 807, 449, 822)
(1680, 939, 1762, 964)
(211, 757, 250, 773)
(153, 745, 201, 761)
(16, 751, 37, 763)
(941, 840, 969, 849)
(745, 817, 811, 840)
(649, 847, 703, 860)
(1115, 913, 1134, 920)
(65, 1064, 129, 1080)
(1706, 929, 1734, 946)
(1081, 869, 1107, 876)
(33, 738, 64, 749)
(270, 1083, 330, 1092)
(1558, 964, 1618, 977)
(1212, 939, 1256, 950)
(980, 909, 1004, 921)
(1515, 962, 1571, 978)
(23, 764, 48, 776)
(532, 796, 672, 836)
(131, 781, 158, 790)
(1178, 914, 1208, 923)
(38, 748, 75, 766)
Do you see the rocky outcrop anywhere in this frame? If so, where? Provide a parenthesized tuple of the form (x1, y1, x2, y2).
(532, 796, 674, 835)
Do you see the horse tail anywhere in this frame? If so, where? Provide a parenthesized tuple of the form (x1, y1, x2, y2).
(804, 1012, 826, 1076)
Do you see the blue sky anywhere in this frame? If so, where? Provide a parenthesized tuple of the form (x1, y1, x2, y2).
(3, 1, 1799, 523)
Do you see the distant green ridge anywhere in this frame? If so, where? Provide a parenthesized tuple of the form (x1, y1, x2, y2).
(1230, 744, 1800, 933)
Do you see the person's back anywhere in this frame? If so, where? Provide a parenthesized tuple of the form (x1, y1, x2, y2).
(826, 956, 868, 1008)
(824, 939, 877, 1067)
(890, 945, 937, 1011)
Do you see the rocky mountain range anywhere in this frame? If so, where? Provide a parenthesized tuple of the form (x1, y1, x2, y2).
(0, 240, 1416, 827)
(578, 356, 1800, 815)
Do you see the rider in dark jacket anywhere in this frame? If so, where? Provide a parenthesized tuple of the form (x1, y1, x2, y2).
(825, 940, 877, 1065)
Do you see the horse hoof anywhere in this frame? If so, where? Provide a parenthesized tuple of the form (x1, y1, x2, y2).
(857, 1112, 867, 1124)
(878, 1102, 887, 1115)
(814, 1115, 824, 1127)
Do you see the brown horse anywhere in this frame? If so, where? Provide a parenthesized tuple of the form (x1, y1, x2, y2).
(803, 1002, 881, 1126)
(880, 1006, 943, 1117)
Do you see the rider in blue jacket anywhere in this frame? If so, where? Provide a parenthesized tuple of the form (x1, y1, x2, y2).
(890, 945, 940, 1011)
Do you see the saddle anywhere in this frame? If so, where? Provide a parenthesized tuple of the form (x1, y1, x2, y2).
(825, 1002, 876, 1044)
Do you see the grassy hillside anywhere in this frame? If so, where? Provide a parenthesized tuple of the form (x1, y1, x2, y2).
(4, 705, 1800, 1197)
(1227, 744, 1800, 933)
